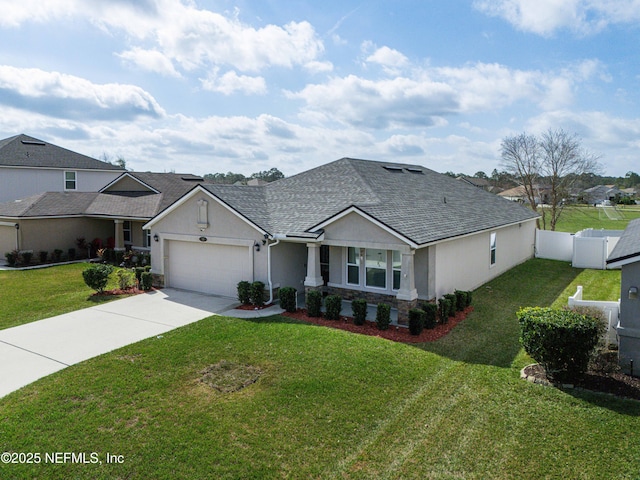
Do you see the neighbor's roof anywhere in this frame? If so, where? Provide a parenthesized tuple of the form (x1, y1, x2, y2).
(607, 218, 640, 267)
(0, 134, 124, 171)
(0, 172, 204, 220)
(202, 158, 539, 245)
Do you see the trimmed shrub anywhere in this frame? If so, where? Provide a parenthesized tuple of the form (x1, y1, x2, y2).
(53, 249, 63, 262)
(21, 251, 33, 265)
(421, 302, 438, 329)
(438, 297, 451, 324)
(141, 272, 153, 291)
(376, 303, 391, 330)
(134, 267, 145, 285)
(68, 248, 76, 261)
(454, 290, 467, 311)
(237, 281, 251, 305)
(5, 250, 18, 267)
(116, 268, 136, 290)
(444, 294, 458, 317)
(465, 290, 473, 307)
(408, 308, 426, 335)
(39, 251, 48, 264)
(325, 295, 342, 320)
(250, 281, 265, 307)
(352, 298, 368, 325)
(306, 290, 323, 317)
(279, 287, 297, 313)
(517, 307, 603, 383)
(82, 264, 114, 293)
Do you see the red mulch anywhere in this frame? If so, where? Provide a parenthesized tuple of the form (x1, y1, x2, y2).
(92, 287, 148, 296)
(235, 303, 275, 311)
(281, 307, 473, 343)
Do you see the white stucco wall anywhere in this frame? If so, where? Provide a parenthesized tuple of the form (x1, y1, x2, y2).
(618, 261, 640, 374)
(0, 167, 122, 202)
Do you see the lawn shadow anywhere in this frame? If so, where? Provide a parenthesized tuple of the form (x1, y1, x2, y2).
(415, 259, 583, 369)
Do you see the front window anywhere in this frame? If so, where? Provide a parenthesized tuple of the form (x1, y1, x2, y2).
(144, 229, 151, 248)
(490, 232, 497, 266)
(320, 245, 330, 285)
(347, 247, 360, 285)
(64, 171, 77, 190)
(123, 221, 132, 243)
(392, 250, 402, 290)
(365, 248, 387, 289)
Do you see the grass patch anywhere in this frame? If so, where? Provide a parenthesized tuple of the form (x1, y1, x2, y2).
(552, 205, 640, 233)
(0, 264, 137, 330)
(1, 259, 639, 479)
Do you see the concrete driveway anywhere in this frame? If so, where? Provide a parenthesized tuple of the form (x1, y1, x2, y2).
(0, 289, 238, 398)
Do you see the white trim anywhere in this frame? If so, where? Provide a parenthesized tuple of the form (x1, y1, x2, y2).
(0, 221, 17, 227)
(143, 185, 268, 236)
(0, 165, 124, 173)
(99, 172, 160, 194)
(63, 170, 77, 191)
(607, 255, 640, 269)
(312, 206, 419, 249)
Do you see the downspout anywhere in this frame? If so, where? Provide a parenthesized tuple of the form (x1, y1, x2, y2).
(267, 235, 281, 304)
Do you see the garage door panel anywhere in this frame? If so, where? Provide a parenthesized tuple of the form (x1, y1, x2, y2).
(0, 226, 16, 257)
(168, 241, 251, 297)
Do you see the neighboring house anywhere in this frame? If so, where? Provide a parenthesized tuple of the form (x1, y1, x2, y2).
(582, 185, 625, 205)
(0, 134, 125, 203)
(0, 172, 204, 257)
(498, 185, 550, 205)
(606, 218, 640, 374)
(144, 158, 539, 323)
(456, 175, 499, 193)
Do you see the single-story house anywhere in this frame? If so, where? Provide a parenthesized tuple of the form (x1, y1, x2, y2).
(144, 158, 539, 323)
(498, 184, 551, 205)
(0, 172, 204, 257)
(606, 218, 640, 374)
(582, 185, 625, 205)
(0, 134, 125, 203)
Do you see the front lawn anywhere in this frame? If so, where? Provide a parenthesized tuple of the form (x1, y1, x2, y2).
(1, 259, 639, 479)
(0, 263, 137, 330)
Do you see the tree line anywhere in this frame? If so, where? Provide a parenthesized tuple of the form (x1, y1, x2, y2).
(203, 167, 285, 184)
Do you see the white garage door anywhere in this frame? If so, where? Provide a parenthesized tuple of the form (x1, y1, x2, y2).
(168, 241, 251, 297)
(0, 225, 16, 258)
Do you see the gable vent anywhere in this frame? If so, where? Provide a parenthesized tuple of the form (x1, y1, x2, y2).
(382, 165, 404, 173)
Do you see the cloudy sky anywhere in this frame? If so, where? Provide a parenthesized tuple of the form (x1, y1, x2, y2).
(0, 0, 638, 177)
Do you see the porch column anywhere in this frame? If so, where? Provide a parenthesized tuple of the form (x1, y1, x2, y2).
(304, 243, 324, 288)
(396, 251, 418, 301)
(113, 219, 125, 251)
(396, 250, 418, 326)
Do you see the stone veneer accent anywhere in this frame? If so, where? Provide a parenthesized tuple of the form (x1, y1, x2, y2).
(325, 286, 416, 325)
(151, 273, 165, 288)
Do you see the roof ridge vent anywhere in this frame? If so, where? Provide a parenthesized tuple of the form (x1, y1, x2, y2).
(382, 165, 404, 172)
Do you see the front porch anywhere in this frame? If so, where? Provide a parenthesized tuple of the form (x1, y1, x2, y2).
(294, 291, 401, 326)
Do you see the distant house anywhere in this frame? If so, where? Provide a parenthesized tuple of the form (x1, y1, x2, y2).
(0, 172, 204, 257)
(606, 219, 640, 374)
(144, 158, 539, 324)
(456, 175, 497, 193)
(0, 134, 124, 203)
(582, 185, 625, 205)
(498, 185, 550, 205)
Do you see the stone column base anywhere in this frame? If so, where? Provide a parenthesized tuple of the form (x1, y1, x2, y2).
(396, 298, 418, 326)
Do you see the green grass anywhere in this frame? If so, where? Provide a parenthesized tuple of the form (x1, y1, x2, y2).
(1, 259, 639, 479)
(552, 205, 640, 233)
(0, 263, 137, 330)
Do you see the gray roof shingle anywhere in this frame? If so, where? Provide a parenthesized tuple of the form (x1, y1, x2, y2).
(201, 158, 539, 245)
(607, 218, 640, 265)
(0, 134, 124, 170)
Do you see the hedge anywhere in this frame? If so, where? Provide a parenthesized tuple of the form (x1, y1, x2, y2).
(306, 290, 323, 317)
(279, 287, 297, 313)
(324, 295, 342, 320)
(517, 307, 603, 383)
(352, 298, 368, 325)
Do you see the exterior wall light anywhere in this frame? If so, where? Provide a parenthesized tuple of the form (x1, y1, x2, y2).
(254, 242, 261, 252)
(153, 234, 159, 242)
(629, 286, 638, 300)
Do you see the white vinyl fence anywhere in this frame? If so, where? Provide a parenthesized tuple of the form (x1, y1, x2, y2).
(568, 286, 620, 345)
(535, 228, 622, 269)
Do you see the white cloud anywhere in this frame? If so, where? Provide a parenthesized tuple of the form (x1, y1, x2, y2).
(200, 70, 267, 95)
(366, 46, 409, 75)
(117, 48, 181, 78)
(0, 0, 326, 74)
(474, 0, 640, 36)
(0, 65, 165, 119)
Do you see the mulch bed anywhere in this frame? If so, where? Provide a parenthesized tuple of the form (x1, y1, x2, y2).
(235, 303, 275, 311)
(523, 353, 640, 401)
(281, 307, 473, 343)
(92, 287, 147, 296)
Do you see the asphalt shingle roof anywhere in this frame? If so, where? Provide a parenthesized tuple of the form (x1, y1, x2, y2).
(0, 134, 124, 170)
(607, 218, 640, 265)
(202, 158, 539, 245)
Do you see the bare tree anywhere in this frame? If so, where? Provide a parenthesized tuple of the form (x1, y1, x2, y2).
(500, 132, 542, 226)
(500, 129, 601, 230)
(538, 129, 601, 230)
